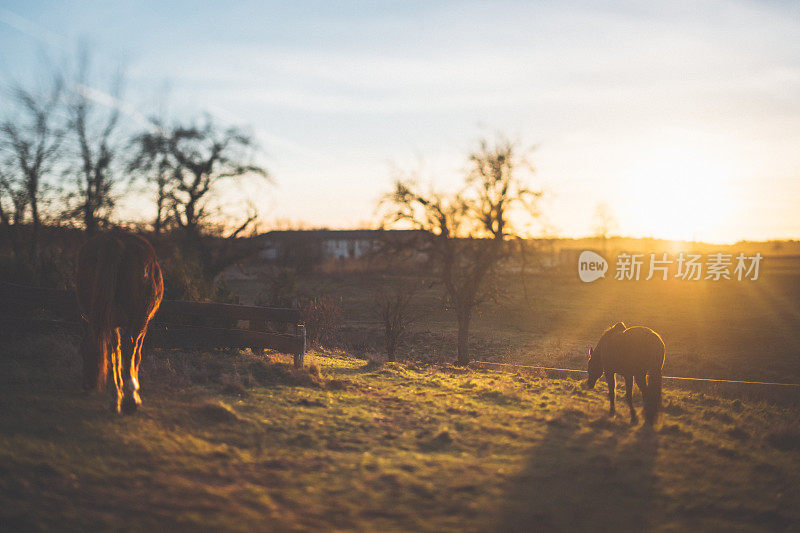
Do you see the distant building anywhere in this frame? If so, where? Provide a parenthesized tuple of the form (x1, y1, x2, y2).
(254, 230, 587, 272)
(255, 229, 425, 264)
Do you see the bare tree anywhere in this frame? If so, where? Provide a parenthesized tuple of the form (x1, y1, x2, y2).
(382, 138, 541, 364)
(127, 123, 171, 233)
(64, 48, 125, 234)
(150, 154, 171, 234)
(129, 115, 269, 276)
(373, 278, 421, 361)
(0, 158, 29, 258)
(166, 118, 267, 241)
(0, 75, 65, 261)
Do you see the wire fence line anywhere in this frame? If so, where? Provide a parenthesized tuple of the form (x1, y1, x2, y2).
(472, 361, 800, 394)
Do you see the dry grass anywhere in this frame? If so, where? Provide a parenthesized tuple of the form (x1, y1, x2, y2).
(1, 335, 799, 531)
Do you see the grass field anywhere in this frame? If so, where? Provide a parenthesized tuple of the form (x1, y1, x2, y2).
(1, 334, 798, 531)
(227, 255, 800, 384)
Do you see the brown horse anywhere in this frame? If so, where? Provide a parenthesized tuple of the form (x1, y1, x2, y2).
(584, 322, 665, 425)
(76, 231, 163, 414)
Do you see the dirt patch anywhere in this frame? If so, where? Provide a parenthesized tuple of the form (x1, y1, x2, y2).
(727, 427, 750, 441)
(248, 361, 326, 388)
(295, 398, 327, 407)
(360, 359, 384, 372)
(220, 382, 248, 397)
(326, 378, 355, 391)
(589, 417, 621, 430)
(419, 429, 454, 451)
(193, 401, 241, 423)
(663, 401, 686, 416)
(660, 423, 693, 439)
(765, 429, 800, 452)
(702, 410, 735, 424)
(477, 389, 525, 406)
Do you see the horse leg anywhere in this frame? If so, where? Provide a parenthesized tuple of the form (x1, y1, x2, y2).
(606, 373, 616, 417)
(109, 328, 123, 413)
(625, 374, 638, 425)
(635, 373, 648, 397)
(120, 325, 145, 415)
(133, 324, 149, 375)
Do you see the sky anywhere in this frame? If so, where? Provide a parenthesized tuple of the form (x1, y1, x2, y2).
(1, 0, 799, 242)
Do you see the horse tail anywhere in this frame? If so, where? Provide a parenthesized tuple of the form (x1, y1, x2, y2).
(644, 370, 662, 425)
(87, 236, 124, 391)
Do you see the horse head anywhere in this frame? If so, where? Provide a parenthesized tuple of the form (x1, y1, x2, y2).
(584, 345, 603, 389)
(584, 322, 626, 389)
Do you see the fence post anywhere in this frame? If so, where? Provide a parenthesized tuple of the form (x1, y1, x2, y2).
(294, 324, 306, 368)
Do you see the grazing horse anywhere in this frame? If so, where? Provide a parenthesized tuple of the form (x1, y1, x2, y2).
(76, 231, 163, 414)
(584, 322, 665, 425)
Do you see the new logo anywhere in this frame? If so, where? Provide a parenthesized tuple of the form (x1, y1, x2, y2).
(578, 250, 608, 282)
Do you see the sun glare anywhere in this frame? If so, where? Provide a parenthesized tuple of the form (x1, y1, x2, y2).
(619, 143, 740, 243)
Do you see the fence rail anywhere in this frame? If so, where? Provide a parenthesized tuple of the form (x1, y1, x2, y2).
(0, 282, 306, 366)
(471, 361, 800, 404)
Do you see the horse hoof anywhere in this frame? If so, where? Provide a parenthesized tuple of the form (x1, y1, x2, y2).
(121, 396, 140, 415)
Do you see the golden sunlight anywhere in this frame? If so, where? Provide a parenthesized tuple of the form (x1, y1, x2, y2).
(618, 142, 741, 243)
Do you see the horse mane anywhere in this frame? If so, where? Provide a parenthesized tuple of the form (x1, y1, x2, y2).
(593, 322, 626, 357)
(603, 321, 626, 337)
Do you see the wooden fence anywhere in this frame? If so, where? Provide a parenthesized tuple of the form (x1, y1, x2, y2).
(0, 281, 307, 367)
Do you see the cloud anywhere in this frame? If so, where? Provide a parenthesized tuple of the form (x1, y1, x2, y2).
(76, 83, 159, 132)
(201, 103, 326, 161)
(0, 6, 62, 49)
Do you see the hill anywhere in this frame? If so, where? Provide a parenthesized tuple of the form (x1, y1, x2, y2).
(1, 336, 798, 531)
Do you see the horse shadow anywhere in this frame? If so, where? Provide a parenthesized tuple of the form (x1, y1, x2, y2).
(494, 416, 661, 532)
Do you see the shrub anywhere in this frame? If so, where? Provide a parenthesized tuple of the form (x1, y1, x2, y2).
(0, 250, 75, 290)
(373, 279, 420, 361)
(158, 248, 236, 303)
(299, 294, 343, 348)
(255, 267, 298, 308)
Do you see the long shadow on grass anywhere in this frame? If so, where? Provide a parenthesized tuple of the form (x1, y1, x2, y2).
(495, 416, 660, 532)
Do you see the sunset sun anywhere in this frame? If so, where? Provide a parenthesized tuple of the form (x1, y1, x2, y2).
(620, 143, 741, 243)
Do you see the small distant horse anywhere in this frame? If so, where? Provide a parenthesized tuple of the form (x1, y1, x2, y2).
(584, 322, 665, 425)
(76, 231, 163, 414)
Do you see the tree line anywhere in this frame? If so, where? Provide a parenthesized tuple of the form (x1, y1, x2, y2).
(0, 48, 268, 287)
